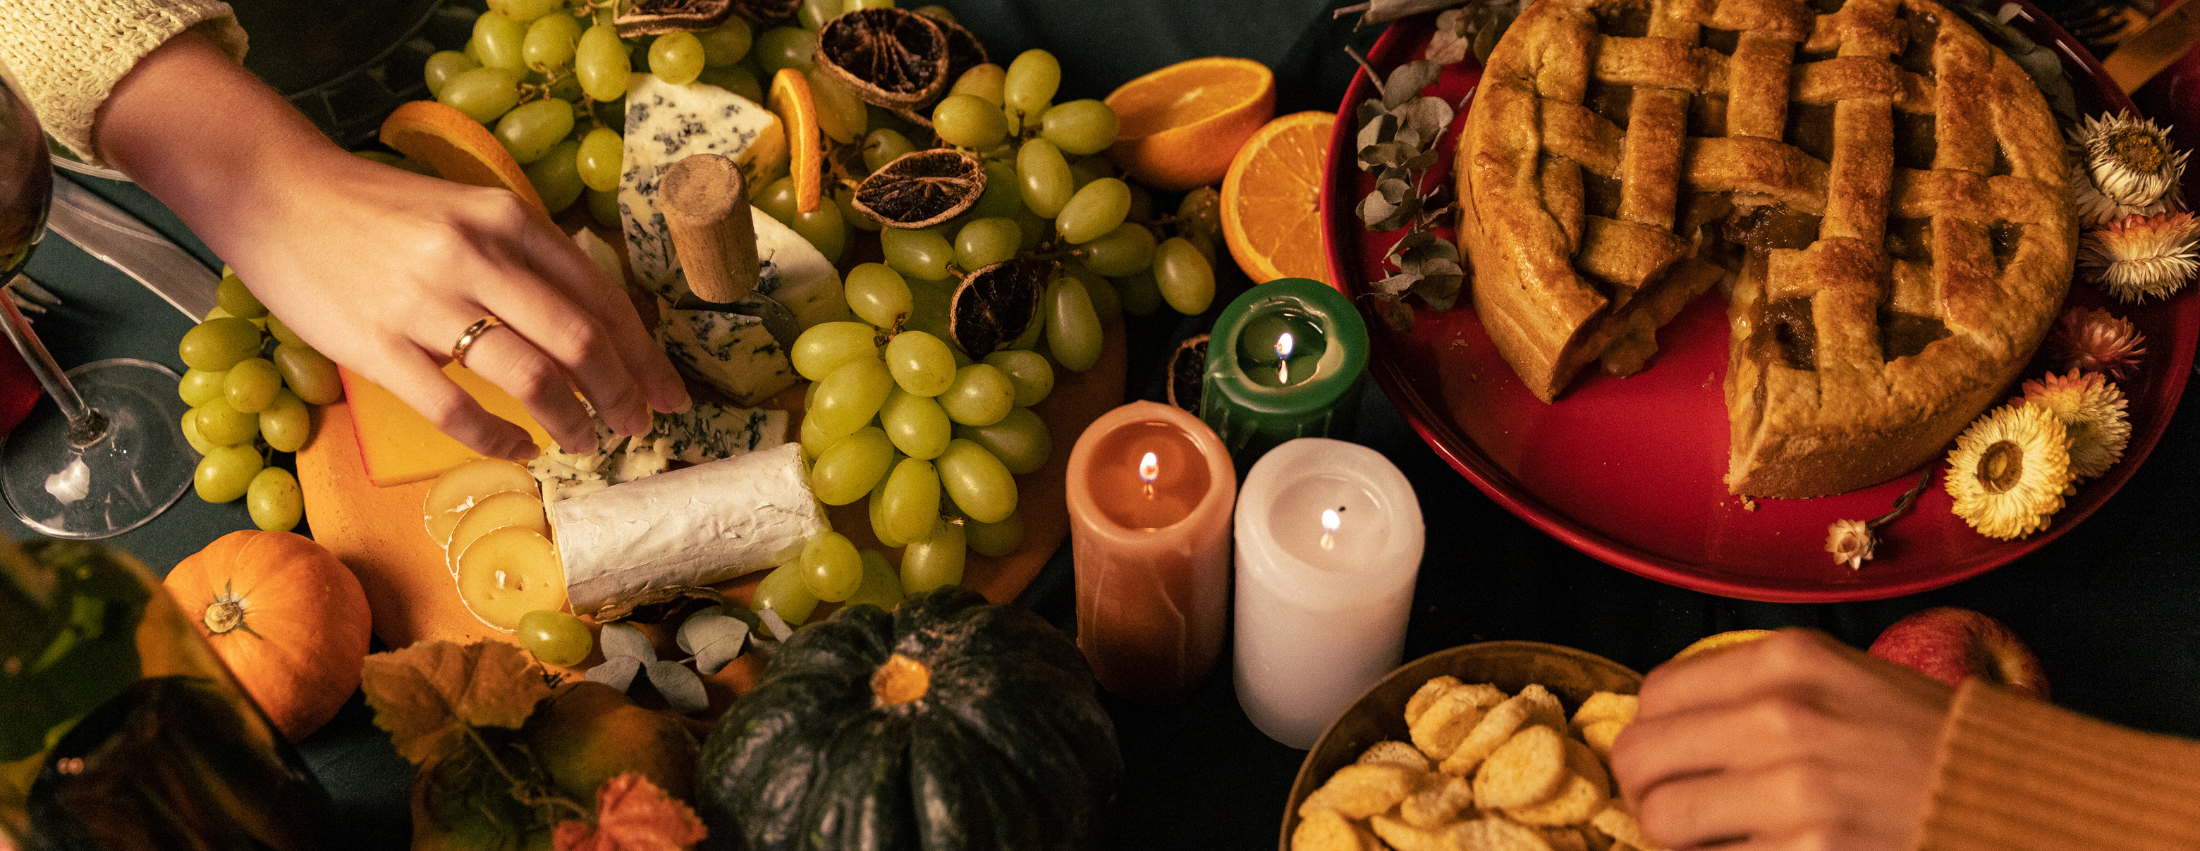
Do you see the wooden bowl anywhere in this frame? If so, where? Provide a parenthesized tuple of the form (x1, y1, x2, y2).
(1278, 641, 1644, 850)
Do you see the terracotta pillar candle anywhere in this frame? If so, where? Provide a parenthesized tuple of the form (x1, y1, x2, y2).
(1065, 400, 1237, 704)
(1199, 278, 1369, 467)
(1233, 437, 1423, 748)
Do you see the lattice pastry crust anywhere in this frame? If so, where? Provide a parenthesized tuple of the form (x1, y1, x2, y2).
(1458, 0, 2075, 498)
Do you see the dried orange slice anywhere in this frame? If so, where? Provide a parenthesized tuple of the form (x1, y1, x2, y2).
(379, 100, 547, 214)
(1104, 56, 1276, 192)
(767, 68, 824, 214)
(1221, 111, 1335, 285)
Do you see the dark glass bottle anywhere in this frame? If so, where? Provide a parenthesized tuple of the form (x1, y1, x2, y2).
(0, 537, 334, 849)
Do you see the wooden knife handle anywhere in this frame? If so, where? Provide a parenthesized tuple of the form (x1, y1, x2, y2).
(660, 154, 758, 304)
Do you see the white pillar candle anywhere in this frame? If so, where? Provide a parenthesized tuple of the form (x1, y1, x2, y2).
(1233, 438, 1423, 749)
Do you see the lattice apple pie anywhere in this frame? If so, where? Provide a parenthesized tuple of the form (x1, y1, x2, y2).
(1457, 0, 2076, 497)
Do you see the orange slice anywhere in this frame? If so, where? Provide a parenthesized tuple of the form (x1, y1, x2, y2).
(1669, 629, 1776, 664)
(767, 68, 824, 214)
(1221, 111, 1335, 285)
(1104, 56, 1276, 192)
(379, 100, 548, 215)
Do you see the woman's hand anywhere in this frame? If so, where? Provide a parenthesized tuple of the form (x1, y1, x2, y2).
(1609, 628, 1955, 851)
(93, 29, 686, 460)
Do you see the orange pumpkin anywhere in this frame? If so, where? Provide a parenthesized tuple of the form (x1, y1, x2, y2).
(163, 530, 373, 742)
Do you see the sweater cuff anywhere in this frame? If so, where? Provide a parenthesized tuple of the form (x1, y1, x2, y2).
(1917, 679, 2200, 851)
(0, 0, 246, 168)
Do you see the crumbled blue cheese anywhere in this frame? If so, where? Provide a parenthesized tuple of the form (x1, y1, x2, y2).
(530, 400, 788, 501)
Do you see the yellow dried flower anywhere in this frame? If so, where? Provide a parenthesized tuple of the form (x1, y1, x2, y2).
(1944, 403, 2074, 541)
(2048, 306, 2147, 380)
(1826, 518, 1874, 570)
(2068, 112, 2189, 226)
(2020, 370, 2131, 480)
(2078, 212, 2200, 303)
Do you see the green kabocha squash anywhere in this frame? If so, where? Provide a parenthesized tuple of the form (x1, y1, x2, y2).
(697, 587, 1121, 851)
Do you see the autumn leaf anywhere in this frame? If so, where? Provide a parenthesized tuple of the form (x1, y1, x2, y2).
(553, 773, 708, 851)
(361, 640, 555, 765)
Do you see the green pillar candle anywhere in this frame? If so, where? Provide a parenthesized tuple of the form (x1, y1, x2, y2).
(1198, 278, 1369, 465)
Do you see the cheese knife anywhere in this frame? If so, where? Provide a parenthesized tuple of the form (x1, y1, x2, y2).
(47, 177, 218, 322)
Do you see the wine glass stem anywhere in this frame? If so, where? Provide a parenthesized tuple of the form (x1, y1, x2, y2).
(2, 274, 104, 448)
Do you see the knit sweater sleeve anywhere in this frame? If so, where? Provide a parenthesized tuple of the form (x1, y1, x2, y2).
(0, 0, 246, 167)
(1917, 679, 2200, 851)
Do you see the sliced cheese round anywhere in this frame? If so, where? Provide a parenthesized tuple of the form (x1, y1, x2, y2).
(424, 457, 538, 547)
(446, 490, 550, 575)
(454, 527, 567, 633)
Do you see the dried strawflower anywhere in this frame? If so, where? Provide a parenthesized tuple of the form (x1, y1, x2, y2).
(2048, 306, 2147, 379)
(2077, 212, 2200, 303)
(2020, 370, 2131, 480)
(1944, 403, 2075, 541)
(2068, 112, 2189, 226)
(1823, 466, 1933, 570)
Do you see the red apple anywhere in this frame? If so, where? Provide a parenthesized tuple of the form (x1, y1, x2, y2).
(1868, 607, 2049, 700)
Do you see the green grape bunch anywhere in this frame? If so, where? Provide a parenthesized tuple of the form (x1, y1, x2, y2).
(176, 268, 345, 532)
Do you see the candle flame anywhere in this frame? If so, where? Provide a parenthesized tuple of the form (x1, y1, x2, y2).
(1138, 452, 1159, 484)
(1320, 507, 1341, 550)
(1276, 332, 1294, 384)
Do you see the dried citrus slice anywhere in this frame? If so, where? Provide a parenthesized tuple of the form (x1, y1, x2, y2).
(1221, 110, 1335, 285)
(814, 8, 950, 110)
(948, 258, 1048, 357)
(379, 100, 548, 214)
(852, 148, 985, 229)
(767, 68, 824, 214)
(1670, 629, 1776, 663)
(1104, 56, 1276, 192)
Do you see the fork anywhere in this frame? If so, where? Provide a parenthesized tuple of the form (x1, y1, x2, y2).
(4, 274, 59, 319)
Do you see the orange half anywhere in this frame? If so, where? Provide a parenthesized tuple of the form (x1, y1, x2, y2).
(1104, 56, 1276, 192)
(767, 68, 824, 214)
(379, 100, 548, 215)
(1221, 111, 1335, 285)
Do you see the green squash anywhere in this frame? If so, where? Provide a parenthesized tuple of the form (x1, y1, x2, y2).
(697, 587, 1121, 850)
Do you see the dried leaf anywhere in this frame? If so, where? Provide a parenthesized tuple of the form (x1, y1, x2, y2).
(1428, 8, 1473, 64)
(1362, 140, 1422, 169)
(1400, 234, 1461, 266)
(554, 773, 709, 851)
(586, 656, 643, 692)
(1382, 60, 1443, 110)
(675, 608, 749, 676)
(1396, 98, 1455, 145)
(1371, 293, 1416, 332)
(1373, 271, 1422, 296)
(758, 609, 794, 642)
(1357, 114, 1398, 165)
(598, 623, 654, 662)
(644, 661, 710, 714)
(1473, 13, 1505, 63)
(1344, 0, 1470, 28)
(361, 641, 554, 766)
(1357, 192, 1402, 230)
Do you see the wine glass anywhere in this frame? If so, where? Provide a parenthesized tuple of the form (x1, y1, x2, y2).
(0, 67, 193, 538)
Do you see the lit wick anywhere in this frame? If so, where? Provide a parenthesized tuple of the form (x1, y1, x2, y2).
(1320, 507, 1341, 550)
(1275, 331, 1295, 385)
(1138, 451, 1159, 500)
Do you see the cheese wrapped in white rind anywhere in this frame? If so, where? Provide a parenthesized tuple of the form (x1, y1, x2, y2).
(553, 443, 822, 613)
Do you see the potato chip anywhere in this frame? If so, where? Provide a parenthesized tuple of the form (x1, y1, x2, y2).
(1590, 807, 1666, 851)
(1405, 675, 1465, 727)
(1541, 827, 1591, 851)
(1473, 724, 1569, 810)
(1519, 683, 1569, 731)
(1401, 774, 1476, 828)
(1506, 741, 1611, 826)
(1359, 739, 1432, 772)
(1579, 719, 1626, 762)
(1300, 763, 1421, 820)
(1293, 808, 1380, 851)
(1451, 817, 1557, 851)
(1441, 694, 1534, 775)
(1372, 813, 1455, 851)
(1571, 692, 1637, 729)
(1412, 688, 1492, 761)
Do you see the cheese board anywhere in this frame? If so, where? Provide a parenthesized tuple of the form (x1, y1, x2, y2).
(297, 321, 1124, 651)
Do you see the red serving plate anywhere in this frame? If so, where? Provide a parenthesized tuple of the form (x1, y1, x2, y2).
(1322, 4, 2200, 602)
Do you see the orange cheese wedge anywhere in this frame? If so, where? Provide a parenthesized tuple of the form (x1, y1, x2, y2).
(338, 365, 551, 486)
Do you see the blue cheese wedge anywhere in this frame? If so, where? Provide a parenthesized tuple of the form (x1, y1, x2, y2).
(531, 400, 790, 501)
(554, 443, 824, 613)
(621, 72, 787, 299)
(657, 297, 796, 405)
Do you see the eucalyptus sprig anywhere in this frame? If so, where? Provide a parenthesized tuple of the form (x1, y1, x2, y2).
(1346, 3, 1521, 330)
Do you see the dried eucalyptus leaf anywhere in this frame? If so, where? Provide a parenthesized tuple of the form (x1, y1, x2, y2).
(1401, 235, 1461, 266)
(1357, 98, 1391, 131)
(585, 655, 643, 692)
(1428, 8, 1474, 65)
(1399, 97, 1455, 139)
(1413, 274, 1463, 310)
(1357, 192, 1401, 228)
(1376, 175, 1416, 203)
(1374, 271, 1422, 296)
(1357, 114, 1398, 164)
(676, 609, 749, 676)
(1346, 0, 1469, 28)
(597, 622, 654, 662)
(1954, 3, 2077, 124)
(1383, 60, 1443, 110)
(1378, 294, 1417, 331)
(1362, 140, 1422, 169)
(644, 660, 710, 714)
(1392, 228, 1437, 254)
(1404, 148, 1444, 171)
(1474, 14, 1506, 64)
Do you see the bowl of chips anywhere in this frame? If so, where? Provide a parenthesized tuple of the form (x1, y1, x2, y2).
(1282, 641, 1650, 851)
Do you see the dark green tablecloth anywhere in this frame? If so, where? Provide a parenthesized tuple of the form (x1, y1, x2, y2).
(10, 2, 2200, 848)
